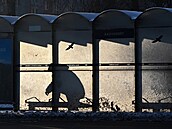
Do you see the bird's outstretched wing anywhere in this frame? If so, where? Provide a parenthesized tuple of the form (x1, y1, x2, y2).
(65, 43, 74, 50)
(152, 35, 163, 43)
(65, 47, 70, 50)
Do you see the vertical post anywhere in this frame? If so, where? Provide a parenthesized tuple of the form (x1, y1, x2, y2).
(135, 26, 142, 112)
(92, 24, 99, 112)
(52, 24, 59, 111)
(13, 28, 20, 111)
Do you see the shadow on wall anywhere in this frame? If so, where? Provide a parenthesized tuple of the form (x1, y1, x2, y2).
(45, 64, 85, 110)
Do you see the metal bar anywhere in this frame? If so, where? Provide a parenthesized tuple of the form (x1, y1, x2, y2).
(92, 27, 100, 111)
(142, 63, 172, 66)
(52, 25, 59, 111)
(135, 27, 142, 112)
(27, 102, 92, 109)
(142, 103, 172, 109)
(18, 68, 172, 72)
(18, 63, 172, 67)
(13, 27, 20, 111)
(19, 64, 50, 67)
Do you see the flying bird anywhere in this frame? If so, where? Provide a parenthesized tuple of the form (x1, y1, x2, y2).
(152, 35, 163, 43)
(66, 43, 74, 51)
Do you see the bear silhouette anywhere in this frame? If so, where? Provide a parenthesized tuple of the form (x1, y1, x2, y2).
(45, 64, 85, 110)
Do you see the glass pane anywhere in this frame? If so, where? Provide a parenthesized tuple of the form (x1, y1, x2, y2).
(139, 28, 172, 104)
(20, 41, 52, 110)
(99, 39, 135, 112)
(59, 41, 92, 111)
(0, 39, 13, 103)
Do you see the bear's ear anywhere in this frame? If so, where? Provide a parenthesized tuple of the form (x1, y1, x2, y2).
(45, 92, 49, 96)
(48, 63, 53, 71)
(63, 65, 69, 70)
(66, 65, 69, 69)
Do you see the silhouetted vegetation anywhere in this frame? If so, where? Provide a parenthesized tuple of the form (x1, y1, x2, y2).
(1, 0, 172, 15)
